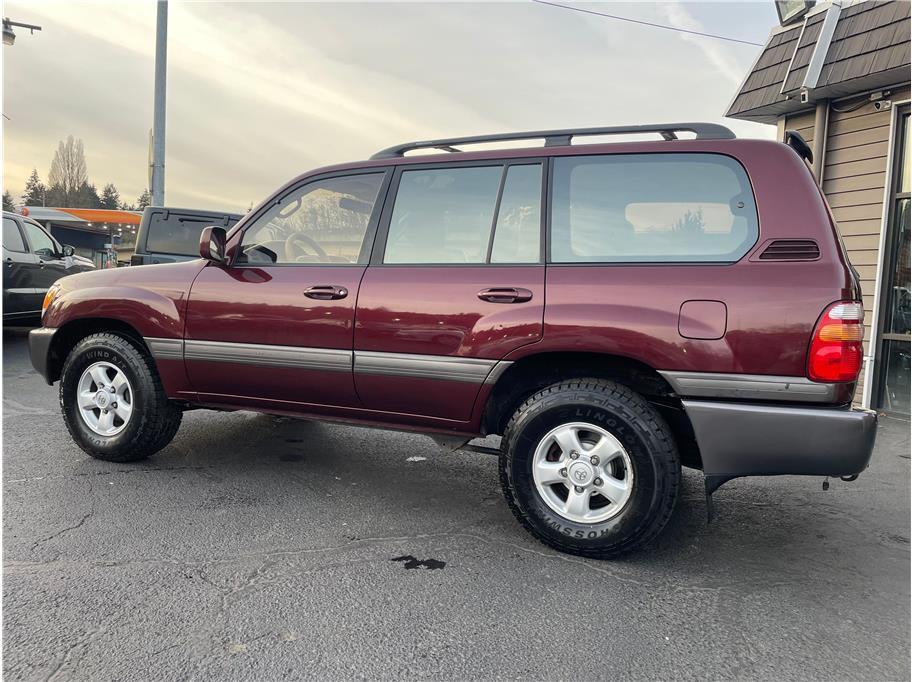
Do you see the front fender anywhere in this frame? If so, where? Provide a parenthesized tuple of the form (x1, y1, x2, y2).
(43, 285, 186, 338)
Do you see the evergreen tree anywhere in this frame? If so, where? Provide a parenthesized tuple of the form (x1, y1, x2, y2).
(100, 183, 121, 210)
(74, 182, 102, 208)
(22, 168, 47, 206)
(45, 183, 67, 207)
(3, 191, 17, 212)
(135, 189, 151, 210)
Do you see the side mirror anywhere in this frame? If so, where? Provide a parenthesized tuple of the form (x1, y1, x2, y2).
(200, 226, 227, 264)
(62, 245, 75, 257)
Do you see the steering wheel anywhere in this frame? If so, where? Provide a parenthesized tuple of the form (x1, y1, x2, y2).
(285, 233, 328, 262)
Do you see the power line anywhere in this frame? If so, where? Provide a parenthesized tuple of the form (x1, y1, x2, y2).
(531, 0, 765, 47)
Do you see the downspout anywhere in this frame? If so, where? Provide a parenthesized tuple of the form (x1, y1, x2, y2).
(811, 98, 829, 184)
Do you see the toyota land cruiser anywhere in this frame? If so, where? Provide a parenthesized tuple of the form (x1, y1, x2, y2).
(29, 123, 877, 558)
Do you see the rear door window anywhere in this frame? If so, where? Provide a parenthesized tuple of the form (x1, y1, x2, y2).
(490, 164, 542, 263)
(550, 153, 758, 263)
(3, 217, 26, 252)
(383, 163, 542, 264)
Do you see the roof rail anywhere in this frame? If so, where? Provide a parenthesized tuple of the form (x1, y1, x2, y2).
(784, 129, 813, 164)
(370, 122, 736, 160)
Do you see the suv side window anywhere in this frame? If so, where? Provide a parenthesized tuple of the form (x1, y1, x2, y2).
(3, 217, 26, 252)
(550, 153, 758, 263)
(20, 220, 57, 258)
(383, 163, 542, 264)
(238, 172, 384, 265)
(490, 164, 542, 263)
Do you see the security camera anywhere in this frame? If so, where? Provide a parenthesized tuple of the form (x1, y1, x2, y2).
(799, 90, 810, 104)
(873, 100, 892, 112)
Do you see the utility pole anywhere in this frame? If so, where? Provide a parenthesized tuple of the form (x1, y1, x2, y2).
(151, 0, 167, 207)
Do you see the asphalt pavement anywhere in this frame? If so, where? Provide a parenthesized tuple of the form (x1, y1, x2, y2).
(3, 325, 910, 680)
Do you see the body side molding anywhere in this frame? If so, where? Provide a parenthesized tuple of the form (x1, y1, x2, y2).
(660, 370, 838, 403)
(354, 351, 500, 383)
(145, 337, 514, 384)
(146, 337, 184, 360)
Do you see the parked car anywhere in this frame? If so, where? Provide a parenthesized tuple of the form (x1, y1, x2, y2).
(130, 206, 242, 266)
(3, 210, 95, 323)
(28, 123, 877, 558)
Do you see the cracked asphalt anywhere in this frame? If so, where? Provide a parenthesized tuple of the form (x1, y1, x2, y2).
(3, 326, 910, 680)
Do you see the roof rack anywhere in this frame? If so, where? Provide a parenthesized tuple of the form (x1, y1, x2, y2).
(784, 129, 813, 164)
(370, 123, 736, 160)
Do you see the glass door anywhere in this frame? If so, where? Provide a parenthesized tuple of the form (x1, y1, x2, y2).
(875, 106, 911, 414)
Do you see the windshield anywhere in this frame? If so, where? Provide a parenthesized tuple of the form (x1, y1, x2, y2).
(145, 213, 240, 256)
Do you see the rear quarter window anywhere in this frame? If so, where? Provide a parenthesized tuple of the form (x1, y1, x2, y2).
(550, 153, 758, 263)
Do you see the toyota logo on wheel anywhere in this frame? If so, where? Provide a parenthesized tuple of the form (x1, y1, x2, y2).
(574, 469, 587, 482)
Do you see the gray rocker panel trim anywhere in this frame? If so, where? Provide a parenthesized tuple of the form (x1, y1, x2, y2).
(146, 337, 184, 360)
(145, 337, 513, 383)
(659, 371, 838, 403)
(182, 339, 352, 372)
(354, 351, 504, 383)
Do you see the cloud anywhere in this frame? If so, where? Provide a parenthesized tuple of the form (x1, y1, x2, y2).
(658, 2, 751, 86)
(4, 1, 776, 212)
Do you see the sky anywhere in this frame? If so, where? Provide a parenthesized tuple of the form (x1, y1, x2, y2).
(2, 1, 781, 213)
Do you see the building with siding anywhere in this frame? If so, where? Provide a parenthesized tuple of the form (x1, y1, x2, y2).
(726, 0, 910, 414)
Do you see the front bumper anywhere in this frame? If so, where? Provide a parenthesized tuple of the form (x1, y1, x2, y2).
(683, 400, 877, 479)
(29, 327, 57, 385)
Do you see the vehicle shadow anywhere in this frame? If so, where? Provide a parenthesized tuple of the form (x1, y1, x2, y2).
(74, 405, 909, 579)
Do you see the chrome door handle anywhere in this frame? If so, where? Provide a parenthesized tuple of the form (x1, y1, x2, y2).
(477, 287, 533, 304)
(304, 285, 348, 300)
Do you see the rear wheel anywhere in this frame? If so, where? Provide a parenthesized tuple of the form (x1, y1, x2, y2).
(60, 332, 182, 462)
(499, 378, 680, 558)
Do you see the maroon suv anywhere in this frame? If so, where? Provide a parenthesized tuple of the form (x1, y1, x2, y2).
(29, 123, 877, 558)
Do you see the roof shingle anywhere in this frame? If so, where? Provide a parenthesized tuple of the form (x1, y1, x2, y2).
(726, 0, 911, 122)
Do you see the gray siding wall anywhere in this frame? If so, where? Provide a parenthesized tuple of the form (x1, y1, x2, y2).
(784, 84, 910, 404)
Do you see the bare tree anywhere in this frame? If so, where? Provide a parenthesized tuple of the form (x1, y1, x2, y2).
(48, 135, 88, 205)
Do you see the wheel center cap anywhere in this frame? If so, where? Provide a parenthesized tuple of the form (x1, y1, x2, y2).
(94, 391, 110, 409)
(568, 461, 594, 486)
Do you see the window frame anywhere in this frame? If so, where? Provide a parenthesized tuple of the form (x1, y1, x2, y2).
(545, 151, 760, 266)
(20, 218, 60, 258)
(371, 158, 547, 267)
(230, 167, 392, 268)
(873, 103, 911, 412)
(3, 216, 28, 253)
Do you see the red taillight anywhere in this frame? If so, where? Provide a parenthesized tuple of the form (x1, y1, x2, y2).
(808, 302, 864, 382)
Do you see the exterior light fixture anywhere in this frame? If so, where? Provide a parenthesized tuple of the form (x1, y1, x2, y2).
(3, 18, 42, 47)
(775, 0, 814, 26)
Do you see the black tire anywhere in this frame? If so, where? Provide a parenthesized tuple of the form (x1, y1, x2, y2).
(499, 378, 680, 559)
(59, 332, 182, 462)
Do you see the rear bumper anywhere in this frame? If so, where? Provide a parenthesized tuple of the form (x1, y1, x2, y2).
(28, 327, 57, 385)
(683, 400, 877, 479)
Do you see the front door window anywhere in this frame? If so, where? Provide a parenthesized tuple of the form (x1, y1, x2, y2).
(238, 173, 384, 265)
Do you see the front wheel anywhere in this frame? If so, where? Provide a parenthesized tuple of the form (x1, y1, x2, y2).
(499, 378, 680, 558)
(60, 332, 182, 462)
